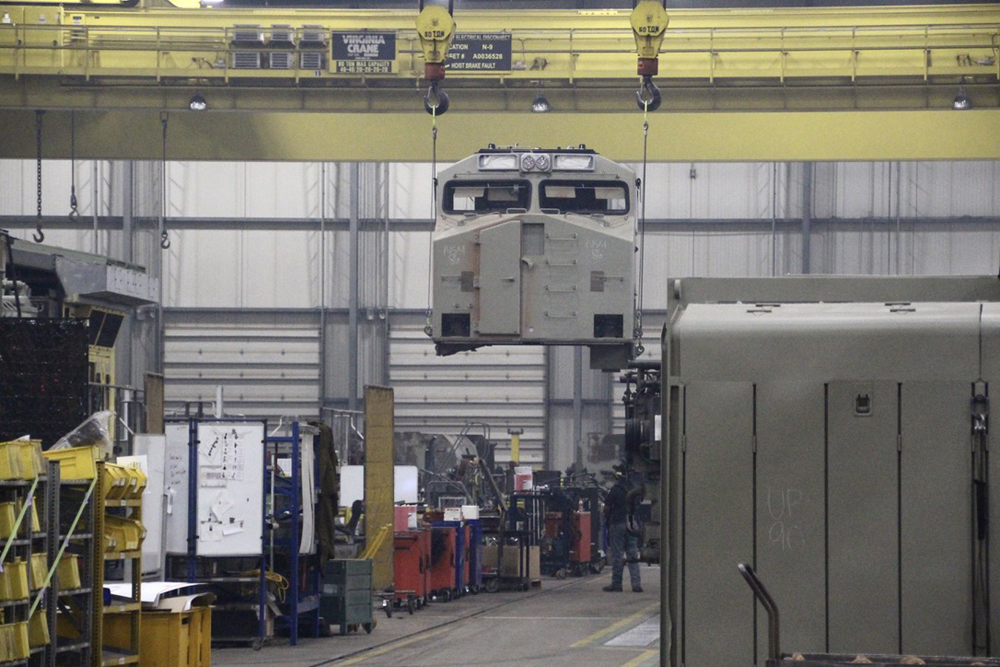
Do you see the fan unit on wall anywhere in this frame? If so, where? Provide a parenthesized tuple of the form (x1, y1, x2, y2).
(269, 52, 294, 69)
(299, 25, 327, 46)
(231, 24, 264, 45)
(231, 52, 263, 69)
(300, 51, 324, 70)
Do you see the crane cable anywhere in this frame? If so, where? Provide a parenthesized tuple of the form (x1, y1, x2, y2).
(33, 111, 44, 243)
(423, 105, 438, 337)
(159, 113, 171, 250)
(69, 111, 79, 221)
(634, 100, 649, 357)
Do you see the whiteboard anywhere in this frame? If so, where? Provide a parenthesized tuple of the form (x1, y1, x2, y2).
(194, 422, 265, 556)
(164, 422, 191, 555)
(122, 435, 166, 575)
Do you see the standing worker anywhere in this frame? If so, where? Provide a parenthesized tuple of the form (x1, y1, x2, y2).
(603, 471, 642, 593)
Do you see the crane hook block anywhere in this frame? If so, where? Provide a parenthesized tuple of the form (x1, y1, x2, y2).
(630, 0, 669, 74)
(416, 4, 456, 83)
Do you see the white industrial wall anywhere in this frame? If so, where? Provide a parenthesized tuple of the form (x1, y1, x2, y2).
(3, 158, 1000, 467)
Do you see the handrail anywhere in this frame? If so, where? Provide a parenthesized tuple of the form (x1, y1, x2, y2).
(737, 563, 780, 661)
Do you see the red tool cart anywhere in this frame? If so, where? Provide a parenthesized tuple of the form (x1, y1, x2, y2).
(429, 525, 457, 601)
(393, 531, 427, 614)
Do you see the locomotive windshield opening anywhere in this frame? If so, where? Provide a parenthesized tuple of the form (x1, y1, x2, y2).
(443, 180, 532, 214)
(539, 180, 629, 215)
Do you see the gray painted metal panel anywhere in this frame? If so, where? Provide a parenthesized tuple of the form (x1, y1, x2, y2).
(827, 380, 899, 654)
(478, 221, 522, 335)
(756, 381, 826, 663)
(900, 381, 973, 655)
(683, 381, 754, 666)
(673, 302, 981, 383)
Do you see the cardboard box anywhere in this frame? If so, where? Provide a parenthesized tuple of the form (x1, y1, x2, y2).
(482, 544, 540, 582)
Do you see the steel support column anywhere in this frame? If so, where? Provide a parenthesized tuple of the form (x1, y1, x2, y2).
(802, 162, 813, 275)
(348, 162, 360, 414)
(572, 346, 584, 469)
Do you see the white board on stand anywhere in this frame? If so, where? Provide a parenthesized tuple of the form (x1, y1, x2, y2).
(194, 421, 265, 556)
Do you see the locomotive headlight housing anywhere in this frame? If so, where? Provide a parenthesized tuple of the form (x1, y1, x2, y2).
(534, 153, 551, 171)
(553, 154, 595, 171)
(519, 154, 536, 172)
(478, 154, 519, 171)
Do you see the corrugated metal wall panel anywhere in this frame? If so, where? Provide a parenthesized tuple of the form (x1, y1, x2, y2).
(389, 322, 546, 464)
(164, 322, 321, 421)
(165, 161, 323, 219)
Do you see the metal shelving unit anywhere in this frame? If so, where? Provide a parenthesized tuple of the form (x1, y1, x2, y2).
(264, 422, 321, 645)
(97, 462, 142, 667)
(47, 462, 98, 666)
(0, 470, 46, 667)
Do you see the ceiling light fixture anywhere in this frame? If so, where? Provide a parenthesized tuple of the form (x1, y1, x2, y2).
(531, 90, 550, 113)
(189, 93, 208, 112)
(953, 87, 971, 110)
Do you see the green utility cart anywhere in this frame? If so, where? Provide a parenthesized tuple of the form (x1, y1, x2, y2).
(320, 559, 374, 635)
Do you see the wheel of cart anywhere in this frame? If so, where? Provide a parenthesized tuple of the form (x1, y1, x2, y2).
(484, 577, 499, 593)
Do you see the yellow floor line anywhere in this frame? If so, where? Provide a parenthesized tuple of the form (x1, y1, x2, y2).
(569, 602, 660, 649)
(620, 649, 658, 667)
(337, 624, 453, 665)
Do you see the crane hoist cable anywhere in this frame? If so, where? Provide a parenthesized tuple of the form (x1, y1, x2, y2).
(629, 0, 667, 357)
(69, 111, 79, 221)
(33, 110, 45, 243)
(630, 0, 668, 112)
(159, 112, 170, 250)
(416, 0, 456, 116)
(417, 0, 454, 336)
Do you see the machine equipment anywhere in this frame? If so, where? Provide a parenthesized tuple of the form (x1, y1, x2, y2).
(429, 146, 637, 370)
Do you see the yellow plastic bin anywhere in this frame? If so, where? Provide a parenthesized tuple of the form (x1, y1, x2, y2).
(29, 553, 47, 591)
(0, 503, 16, 540)
(103, 463, 130, 500)
(16, 441, 43, 480)
(0, 442, 24, 480)
(105, 516, 145, 553)
(0, 560, 30, 601)
(28, 611, 48, 648)
(123, 465, 148, 500)
(43, 445, 100, 480)
(108, 607, 213, 667)
(56, 557, 81, 590)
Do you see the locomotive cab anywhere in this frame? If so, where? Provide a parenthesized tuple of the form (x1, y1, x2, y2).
(431, 146, 636, 370)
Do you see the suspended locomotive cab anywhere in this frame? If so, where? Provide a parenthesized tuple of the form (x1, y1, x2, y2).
(429, 146, 637, 370)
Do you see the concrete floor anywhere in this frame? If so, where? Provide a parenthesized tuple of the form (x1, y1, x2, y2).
(214, 565, 661, 667)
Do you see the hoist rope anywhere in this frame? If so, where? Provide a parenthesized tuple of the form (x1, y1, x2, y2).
(424, 104, 438, 336)
(160, 113, 171, 250)
(635, 100, 649, 356)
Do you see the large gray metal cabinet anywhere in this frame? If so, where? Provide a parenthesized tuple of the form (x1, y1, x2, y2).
(663, 277, 1000, 665)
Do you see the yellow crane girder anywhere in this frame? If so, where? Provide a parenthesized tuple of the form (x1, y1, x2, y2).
(0, 4, 996, 89)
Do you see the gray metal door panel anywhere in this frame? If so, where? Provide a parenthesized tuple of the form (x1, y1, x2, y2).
(683, 381, 754, 666)
(478, 221, 521, 335)
(827, 381, 899, 654)
(756, 382, 826, 663)
(900, 381, 973, 655)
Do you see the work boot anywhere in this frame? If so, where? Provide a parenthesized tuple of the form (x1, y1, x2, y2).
(632, 586, 643, 593)
(603, 585, 622, 592)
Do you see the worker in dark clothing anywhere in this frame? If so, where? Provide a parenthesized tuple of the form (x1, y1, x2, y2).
(603, 471, 642, 592)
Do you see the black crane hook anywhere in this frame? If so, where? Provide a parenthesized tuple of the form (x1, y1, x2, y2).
(424, 81, 450, 116)
(635, 75, 662, 112)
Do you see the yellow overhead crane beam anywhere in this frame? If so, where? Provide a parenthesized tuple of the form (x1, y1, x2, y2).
(0, 5, 996, 87)
(0, 4, 998, 162)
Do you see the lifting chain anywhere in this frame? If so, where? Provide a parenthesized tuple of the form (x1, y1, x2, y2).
(68, 111, 79, 221)
(33, 110, 44, 243)
(159, 113, 171, 250)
